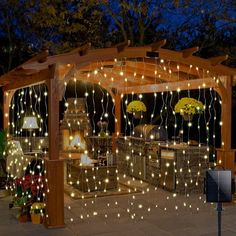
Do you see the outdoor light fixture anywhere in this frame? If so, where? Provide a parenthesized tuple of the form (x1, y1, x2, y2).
(22, 116, 39, 152)
(205, 168, 235, 236)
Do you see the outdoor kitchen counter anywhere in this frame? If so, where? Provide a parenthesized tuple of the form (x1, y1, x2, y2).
(158, 144, 211, 193)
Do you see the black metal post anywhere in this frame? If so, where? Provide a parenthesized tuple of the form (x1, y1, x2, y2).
(217, 202, 222, 236)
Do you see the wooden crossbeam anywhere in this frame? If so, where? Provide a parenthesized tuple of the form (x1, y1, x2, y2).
(119, 78, 218, 94)
(68, 42, 91, 55)
(78, 43, 91, 56)
(57, 64, 75, 80)
(79, 60, 200, 82)
(182, 46, 199, 58)
(3, 67, 52, 91)
(128, 58, 204, 78)
(97, 70, 150, 86)
(38, 51, 49, 63)
(151, 39, 167, 51)
(124, 61, 193, 80)
(159, 48, 236, 75)
(0, 68, 40, 86)
(79, 58, 203, 80)
(11, 68, 39, 76)
(75, 73, 125, 93)
(26, 50, 49, 64)
(7, 46, 236, 88)
(78, 61, 119, 72)
(116, 65, 181, 82)
(115, 40, 131, 53)
(209, 55, 228, 66)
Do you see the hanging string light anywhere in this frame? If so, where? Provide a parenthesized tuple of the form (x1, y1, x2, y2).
(6, 84, 48, 221)
(58, 58, 223, 225)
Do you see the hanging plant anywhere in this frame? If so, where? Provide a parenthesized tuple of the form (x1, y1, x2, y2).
(126, 100, 147, 119)
(126, 100, 147, 113)
(174, 97, 204, 120)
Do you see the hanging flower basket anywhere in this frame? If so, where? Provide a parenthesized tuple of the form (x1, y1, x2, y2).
(30, 202, 45, 224)
(174, 97, 204, 120)
(127, 100, 146, 119)
(31, 213, 41, 224)
(133, 111, 142, 119)
(182, 113, 193, 121)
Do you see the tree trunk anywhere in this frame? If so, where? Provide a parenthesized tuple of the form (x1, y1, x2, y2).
(139, 29, 145, 45)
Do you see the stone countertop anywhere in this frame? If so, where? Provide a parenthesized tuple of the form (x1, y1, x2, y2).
(159, 143, 208, 150)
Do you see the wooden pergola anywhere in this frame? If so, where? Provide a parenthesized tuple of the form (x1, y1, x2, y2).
(1, 40, 235, 228)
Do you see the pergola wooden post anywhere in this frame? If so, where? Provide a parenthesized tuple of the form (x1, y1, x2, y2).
(1, 65, 65, 228)
(44, 65, 64, 228)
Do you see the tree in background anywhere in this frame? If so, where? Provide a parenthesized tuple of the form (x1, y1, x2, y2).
(0, 0, 32, 73)
(163, 0, 236, 65)
(0, 0, 109, 73)
(100, 0, 236, 66)
(1, 0, 236, 73)
(101, 0, 166, 46)
(27, 0, 109, 53)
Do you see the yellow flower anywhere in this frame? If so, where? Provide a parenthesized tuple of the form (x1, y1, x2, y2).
(30, 202, 45, 214)
(174, 97, 204, 115)
(126, 100, 147, 113)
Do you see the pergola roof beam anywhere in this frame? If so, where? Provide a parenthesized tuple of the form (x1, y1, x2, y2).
(3, 67, 52, 91)
(182, 46, 199, 58)
(26, 50, 49, 64)
(122, 64, 183, 82)
(209, 55, 229, 66)
(115, 40, 131, 53)
(151, 39, 167, 51)
(119, 78, 218, 94)
(159, 48, 236, 75)
(97, 70, 154, 86)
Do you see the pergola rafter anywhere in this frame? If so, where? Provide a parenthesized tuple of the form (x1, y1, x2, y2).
(119, 78, 219, 94)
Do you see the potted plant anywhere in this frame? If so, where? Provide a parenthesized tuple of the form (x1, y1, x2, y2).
(11, 193, 31, 223)
(126, 100, 147, 119)
(30, 202, 45, 224)
(174, 97, 204, 120)
(97, 121, 109, 137)
(11, 174, 45, 223)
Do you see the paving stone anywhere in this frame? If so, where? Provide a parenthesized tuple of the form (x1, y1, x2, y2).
(200, 230, 236, 236)
(1, 190, 236, 236)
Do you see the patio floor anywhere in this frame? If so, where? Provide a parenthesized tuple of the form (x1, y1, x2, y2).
(0, 185, 236, 236)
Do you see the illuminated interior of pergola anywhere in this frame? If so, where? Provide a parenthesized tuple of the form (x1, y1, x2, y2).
(1, 40, 235, 228)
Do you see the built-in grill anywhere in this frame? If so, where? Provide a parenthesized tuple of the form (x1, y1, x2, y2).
(133, 124, 167, 141)
(117, 124, 167, 184)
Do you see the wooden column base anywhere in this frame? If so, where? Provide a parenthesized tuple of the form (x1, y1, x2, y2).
(216, 149, 236, 174)
(44, 158, 65, 228)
